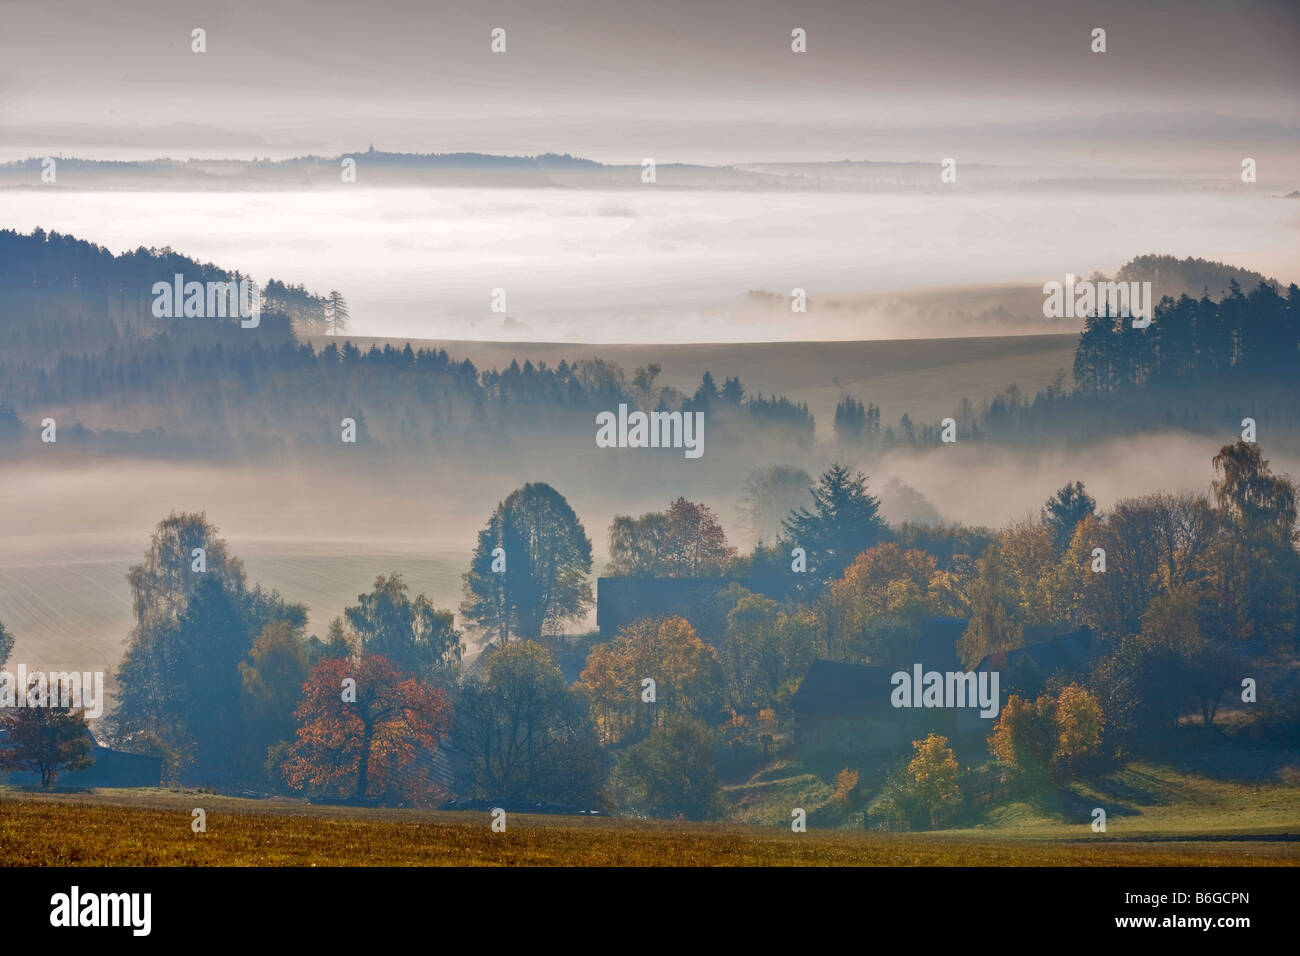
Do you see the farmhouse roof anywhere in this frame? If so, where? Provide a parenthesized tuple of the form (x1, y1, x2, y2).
(975, 625, 1098, 676)
(790, 660, 896, 715)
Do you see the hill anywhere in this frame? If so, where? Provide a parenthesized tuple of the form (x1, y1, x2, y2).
(304, 333, 1079, 440)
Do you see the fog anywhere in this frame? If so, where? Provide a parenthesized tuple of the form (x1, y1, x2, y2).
(5, 428, 1295, 689)
(869, 431, 1300, 529)
(4, 187, 1295, 343)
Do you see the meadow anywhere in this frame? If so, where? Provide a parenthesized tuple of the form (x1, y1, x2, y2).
(308, 332, 1079, 437)
(1, 787, 1295, 866)
(0, 534, 479, 691)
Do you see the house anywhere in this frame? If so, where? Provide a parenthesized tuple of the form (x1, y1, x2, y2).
(596, 576, 748, 641)
(789, 617, 978, 753)
(975, 625, 1099, 698)
(787, 620, 1097, 757)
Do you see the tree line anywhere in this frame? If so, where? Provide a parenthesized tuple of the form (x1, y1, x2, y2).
(0, 228, 813, 457)
(830, 283, 1300, 449)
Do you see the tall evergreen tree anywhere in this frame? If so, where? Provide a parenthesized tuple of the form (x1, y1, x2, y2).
(781, 463, 887, 592)
(834, 394, 867, 445)
(1042, 481, 1097, 551)
(326, 290, 349, 335)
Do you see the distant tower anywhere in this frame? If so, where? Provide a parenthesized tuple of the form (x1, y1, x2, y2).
(367, 143, 375, 154)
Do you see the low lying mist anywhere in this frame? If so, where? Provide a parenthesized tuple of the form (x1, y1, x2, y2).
(5, 427, 1294, 694)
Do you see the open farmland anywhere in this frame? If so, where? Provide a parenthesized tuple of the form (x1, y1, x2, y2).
(1, 788, 1295, 867)
(309, 332, 1079, 442)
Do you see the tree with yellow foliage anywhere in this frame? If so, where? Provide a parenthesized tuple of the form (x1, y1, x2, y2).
(988, 683, 1104, 785)
(906, 733, 962, 827)
(958, 521, 1057, 668)
(1052, 683, 1106, 777)
(823, 543, 959, 664)
(579, 615, 723, 746)
(987, 693, 1055, 782)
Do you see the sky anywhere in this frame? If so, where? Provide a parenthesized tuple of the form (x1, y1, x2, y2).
(2, 0, 1297, 343)
(1, 0, 1298, 165)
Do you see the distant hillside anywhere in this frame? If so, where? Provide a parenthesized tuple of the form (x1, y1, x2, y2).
(0, 227, 297, 365)
(0, 229, 815, 463)
(729, 255, 1284, 338)
(1, 151, 1271, 194)
(2, 228, 1295, 463)
(305, 332, 1078, 439)
(0, 150, 739, 191)
(1113, 254, 1279, 303)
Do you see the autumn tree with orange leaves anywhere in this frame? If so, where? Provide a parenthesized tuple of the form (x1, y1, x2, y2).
(281, 655, 451, 806)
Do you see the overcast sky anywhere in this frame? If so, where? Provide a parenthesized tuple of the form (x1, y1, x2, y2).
(1, 0, 1297, 165)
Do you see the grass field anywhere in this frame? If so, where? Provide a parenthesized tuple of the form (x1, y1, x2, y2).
(1, 786, 1295, 866)
(968, 760, 1300, 839)
(0, 535, 481, 689)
